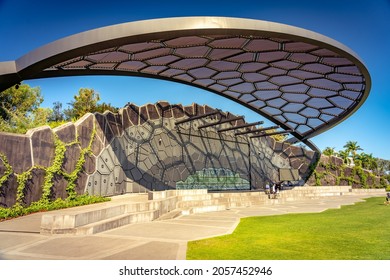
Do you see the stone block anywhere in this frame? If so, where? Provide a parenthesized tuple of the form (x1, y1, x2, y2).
(75, 113, 96, 149)
(139, 105, 149, 124)
(172, 104, 185, 118)
(127, 104, 140, 126)
(192, 103, 205, 115)
(75, 172, 88, 195)
(0, 132, 32, 173)
(23, 168, 46, 205)
(122, 106, 134, 130)
(0, 173, 17, 207)
(184, 105, 194, 116)
(62, 144, 81, 174)
(83, 154, 96, 175)
(330, 156, 344, 166)
(147, 104, 160, 120)
(28, 126, 55, 168)
(95, 113, 114, 145)
(51, 174, 68, 200)
(54, 122, 76, 144)
(105, 111, 123, 137)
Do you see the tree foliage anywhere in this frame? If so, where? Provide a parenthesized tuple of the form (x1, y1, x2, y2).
(0, 84, 49, 133)
(343, 141, 363, 158)
(322, 141, 390, 179)
(323, 147, 337, 157)
(64, 88, 117, 120)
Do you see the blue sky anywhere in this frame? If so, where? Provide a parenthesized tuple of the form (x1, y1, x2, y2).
(0, 0, 389, 159)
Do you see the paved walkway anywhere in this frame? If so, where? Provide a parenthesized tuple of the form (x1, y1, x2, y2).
(0, 194, 380, 260)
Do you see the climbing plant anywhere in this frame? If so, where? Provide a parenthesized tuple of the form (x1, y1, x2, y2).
(0, 152, 13, 189)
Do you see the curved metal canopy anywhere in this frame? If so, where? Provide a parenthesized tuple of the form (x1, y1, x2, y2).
(0, 17, 370, 147)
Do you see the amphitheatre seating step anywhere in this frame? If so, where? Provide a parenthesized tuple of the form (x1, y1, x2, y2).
(40, 187, 386, 235)
(41, 210, 159, 235)
(154, 209, 183, 221)
(181, 204, 227, 215)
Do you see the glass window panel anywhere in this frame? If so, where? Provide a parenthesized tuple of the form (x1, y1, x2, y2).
(301, 63, 333, 74)
(281, 84, 309, 93)
(117, 61, 146, 71)
(141, 65, 167, 74)
(208, 61, 238, 71)
(289, 70, 322, 80)
(245, 39, 279, 52)
(263, 106, 282, 115)
(306, 78, 342, 91)
(271, 60, 300, 70)
(170, 58, 208, 70)
(209, 37, 247, 48)
(147, 55, 179, 65)
(242, 73, 268, 82)
(193, 79, 215, 87)
(261, 67, 286, 76)
(219, 78, 243, 86)
(239, 62, 268, 72)
(270, 76, 301, 86)
(289, 53, 318, 63)
(249, 100, 266, 108)
(267, 98, 287, 108)
(209, 49, 243, 60)
(282, 93, 309, 103)
(188, 67, 217, 79)
(255, 81, 279, 90)
(175, 46, 210, 58)
(257, 51, 287, 62)
(133, 48, 171, 60)
(284, 42, 317, 52)
(253, 90, 281, 100)
(284, 113, 306, 124)
(308, 88, 336, 97)
(165, 36, 209, 47)
(322, 57, 352, 66)
(300, 107, 320, 117)
(305, 98, 333, 109)
(213, 71, 241, 80)
(119, 42, 162, 53)
(226, 52, 254, 63)
(329, 96, 354, 109)
(230, 82, 256, 93)
(282, 103, 305, 113)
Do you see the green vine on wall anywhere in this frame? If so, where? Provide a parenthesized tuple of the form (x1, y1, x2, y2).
(313, 160, 386, 189)
(40, 134, 67, 203)
(1, 121, 98, 208)
(0, 152, 13, 190)
(63, 123, 96, 199)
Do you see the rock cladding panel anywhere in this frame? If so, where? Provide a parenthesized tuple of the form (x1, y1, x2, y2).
(87, 102, 315, 196)
(0, 102, 318, 207)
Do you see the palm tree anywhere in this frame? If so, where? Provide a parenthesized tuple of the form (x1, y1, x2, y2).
(357, 153, 378, 171)
(323, 147, 337, 156)
(343, 141, 363, 159)
(338, 150, 351, 165)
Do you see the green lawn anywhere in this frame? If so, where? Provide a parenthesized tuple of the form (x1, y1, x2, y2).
(187, 197, 390, 260)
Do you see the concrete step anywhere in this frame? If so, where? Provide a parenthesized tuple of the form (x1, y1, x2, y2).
(154, 209, 183, 221)
(181, 204, 227, 215)
(177, 198, 221, 208)
(41, 210, 159, 235)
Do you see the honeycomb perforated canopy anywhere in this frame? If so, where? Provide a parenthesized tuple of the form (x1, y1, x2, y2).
(0, 17, 370, 145)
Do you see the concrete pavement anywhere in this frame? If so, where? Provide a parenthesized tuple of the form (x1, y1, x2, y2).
(0, 194, 382, 260)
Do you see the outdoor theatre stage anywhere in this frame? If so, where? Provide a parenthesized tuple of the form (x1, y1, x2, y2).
(0, 17, 371, 199)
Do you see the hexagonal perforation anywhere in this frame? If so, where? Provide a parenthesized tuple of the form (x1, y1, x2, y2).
(45, 34, 367, 139)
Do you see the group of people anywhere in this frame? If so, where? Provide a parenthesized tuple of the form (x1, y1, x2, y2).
(265, 182, 282, 199)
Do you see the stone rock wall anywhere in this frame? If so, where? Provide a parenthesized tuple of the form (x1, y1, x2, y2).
(306, 155, 386, 188)
(0, 102, 317, 207)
